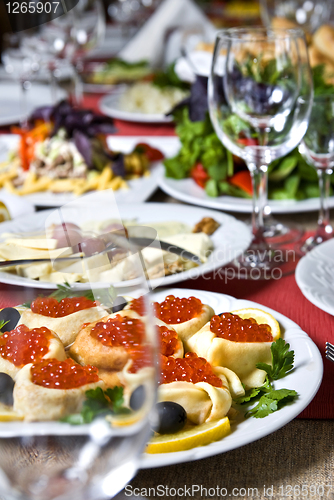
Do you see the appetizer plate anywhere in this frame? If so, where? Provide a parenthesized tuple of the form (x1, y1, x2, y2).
(0, 82, 66, 126)
(0, 136, 180, 208)
(0, 288, 323, 452)
(0, 203, 251, 290)
(99, 85, 174, 123)
(295, 239, 334, 316)
(141, 288, 323, 468)
(157, 164, 334, 214)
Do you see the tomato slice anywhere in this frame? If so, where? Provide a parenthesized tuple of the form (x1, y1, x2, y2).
(238, 137, 258, 147)
(190, 163, 209, 189)
(135, 143, 164, 161)
(229, 170, 253, 195)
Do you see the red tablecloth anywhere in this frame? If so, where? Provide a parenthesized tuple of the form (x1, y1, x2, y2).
(0, 93, 333, 420)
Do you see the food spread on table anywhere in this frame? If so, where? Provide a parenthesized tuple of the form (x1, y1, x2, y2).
(0, 216, 219, 284)
(0, 290, 297, 454)
(0, 101, 163, 197)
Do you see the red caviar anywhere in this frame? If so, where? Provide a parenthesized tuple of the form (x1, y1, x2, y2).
(31, 296, 97, 318)
(158, 325, 179, 357)
(31, 358, 99, 389)
(154, 295, 203, 324)
(161, 352, 222, 387)
(210, 313, 273, 342)
(129, 296, 146, 316)
(90, 315, 146, 348)
(128, 345, 152, 373)
(0, 325, 53, 367)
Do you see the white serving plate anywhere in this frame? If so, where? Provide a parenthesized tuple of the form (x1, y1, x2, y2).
(295, 239, 334, 316)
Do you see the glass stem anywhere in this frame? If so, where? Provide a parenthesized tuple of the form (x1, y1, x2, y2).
(316, 168, 333, 238)
(48, 64, 58, 105)
(19, 79, 28, 128)
(248, 161, 268, 246)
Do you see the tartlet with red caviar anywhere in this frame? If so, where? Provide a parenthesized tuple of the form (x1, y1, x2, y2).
(187, 310, 280, 389)
(14, 358, 105, 421)
(18, 296, 108, 347)
(69, 309, 183, 391)
(0, 324, 66, 379)
(158, 353, 244, 425)
(127, 295, 215, 347)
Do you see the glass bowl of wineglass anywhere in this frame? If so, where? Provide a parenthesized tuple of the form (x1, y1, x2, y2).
(208, 27, 313, 279)
(299, 93, 334, 251)
(0, 192, 159, 500)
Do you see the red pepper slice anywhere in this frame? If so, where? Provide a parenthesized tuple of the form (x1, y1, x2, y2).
(135, 143, 164, 161)
(190, 163, 210, 189)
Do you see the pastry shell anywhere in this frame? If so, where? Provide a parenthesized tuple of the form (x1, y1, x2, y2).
(13, 363, 105, 422)
(187, 323, 272, 389)
(19, 306, 108, 347)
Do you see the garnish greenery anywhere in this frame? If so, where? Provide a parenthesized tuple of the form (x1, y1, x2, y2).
(235, 339, 298, 419)
(60, 387, 130, 425)
(0, 320, 9, 332)
(257, 337, 295, 380)
(153, 62, 190, 91)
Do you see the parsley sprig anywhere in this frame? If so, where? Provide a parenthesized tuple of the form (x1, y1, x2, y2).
(257, 337, 295, 380)
(235, 339, 298, 418)
(61, 387, 130, 425)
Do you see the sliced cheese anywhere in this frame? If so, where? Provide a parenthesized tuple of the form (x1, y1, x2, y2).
(162, 233, 213, 263)
(4, 238, 58, 250)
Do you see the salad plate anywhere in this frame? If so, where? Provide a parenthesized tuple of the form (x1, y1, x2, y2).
(0, 82, 66, 127)
(295, 239, 334, 317)
(0, 136, 179, 208)
(0, 203, 251, 290)
(157, 164, 334, 214)
(141, 288, 323, 468)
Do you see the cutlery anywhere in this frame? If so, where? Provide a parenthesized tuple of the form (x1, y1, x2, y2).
(0, 237, 202, 269)
(325, 342, 334, 363)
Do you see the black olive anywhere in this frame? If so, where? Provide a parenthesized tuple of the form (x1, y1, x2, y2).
(152, 402, 187, 434)
(0, 308, 21, 333)
(129, 385, 146, 411)
(0, 373, 15, 406)
(112, 296, 127, 313)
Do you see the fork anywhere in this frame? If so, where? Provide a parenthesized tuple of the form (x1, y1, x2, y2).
(325, 342, 334, 363)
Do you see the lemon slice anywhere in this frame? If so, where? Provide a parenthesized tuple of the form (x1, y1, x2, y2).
(0, 403, 23, 422)
(231, 308, 280, 340)
(146, 417, 230, 454)
(0, 202, 10, 223)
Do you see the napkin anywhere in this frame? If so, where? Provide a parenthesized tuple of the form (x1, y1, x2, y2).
(118, 0, 215, 67)
(0, 190, 35, 221)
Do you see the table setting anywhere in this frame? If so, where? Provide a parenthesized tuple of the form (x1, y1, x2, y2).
(0, 0, 333, 498)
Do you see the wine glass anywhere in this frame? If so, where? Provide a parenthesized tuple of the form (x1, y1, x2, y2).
(260, 0, 332, 33)
(0, 192, 158, 500)
(208, 27, 313, 279)
(299, 94, 334, 251)
(2, 33, 35, 126)
(66, 0, 106, 103)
